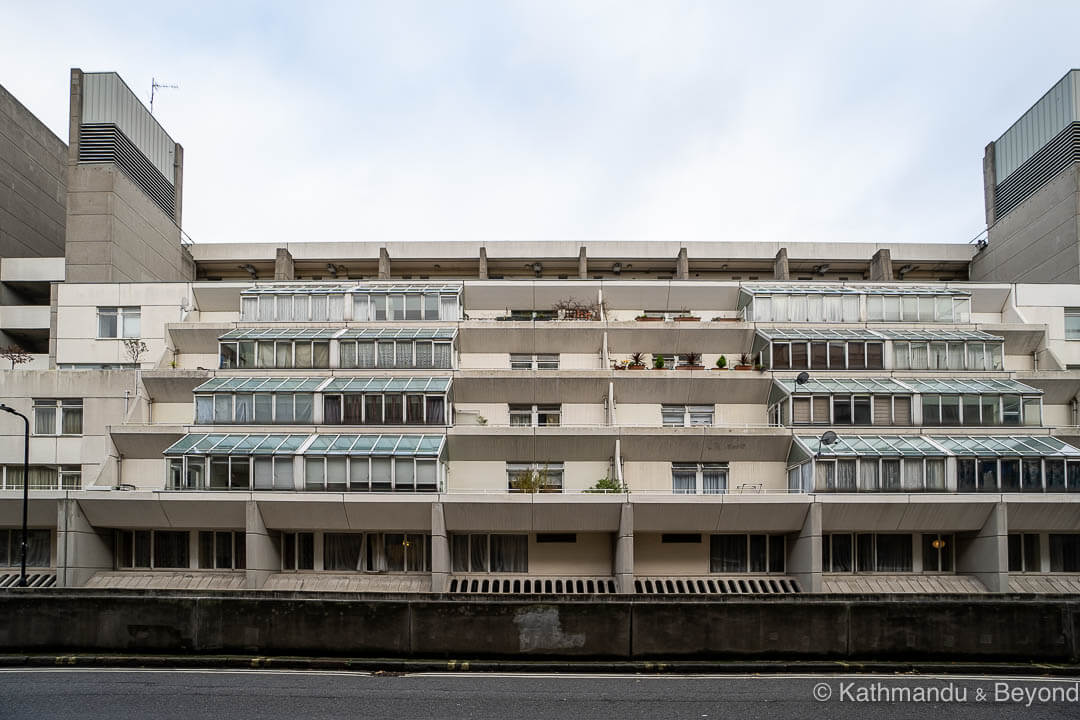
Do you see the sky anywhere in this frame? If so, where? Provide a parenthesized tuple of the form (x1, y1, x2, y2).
(3, 1, 1080, 246)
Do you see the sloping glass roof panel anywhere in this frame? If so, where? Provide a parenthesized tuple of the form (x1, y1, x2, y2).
(743, 284, 970, 297)
(354, 283, 463, 294)
(242, 282, 463, 295)
(780, 378, 912, 395)
(243, 283, 354, 295)
(795, 434, 947, 458)
(901, 379, 1041, 395)
(338, 327, 457, 340)
(933, 435, 1080, 457)
(194, 377, 326, 393)
(320, 376, 451, 393)
(219, 328, 339, 340)
(875, 329, 1003, 342)
(756, 328, 884, 341)
(300, 434, 444, 457)
(165, 434, 309, 455)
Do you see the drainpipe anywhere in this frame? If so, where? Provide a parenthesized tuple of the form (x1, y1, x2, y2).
(1032, 350, 1038, 372)
(1072, 395, 1078, 427)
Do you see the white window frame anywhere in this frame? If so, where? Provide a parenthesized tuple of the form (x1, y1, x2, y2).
(97, 306, 140, 339)
(671, 462, 728, 495)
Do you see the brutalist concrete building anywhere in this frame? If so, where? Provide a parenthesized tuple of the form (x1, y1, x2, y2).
(1, 69, 1079, 596)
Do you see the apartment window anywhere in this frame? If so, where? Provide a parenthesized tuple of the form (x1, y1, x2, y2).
(507, 462, 564, 492)
(1, 465, 80, 490)
(198, 531, 246, 570)
(32, 399, 82, 435)
(671, 462, 728, 494)
(1049, 535, 1080, 572)
(709, 534, 785, 573)
(323, 393, 445, 426)
(451, 533, 528, 573)
(1008, 533, 1041, 572)
(282, 532, 315, 570)
(1066, 308, 1080, 340)
(924, 393, 1040, 427)
(97, 306, 140, 338)
(207, 456, 251, 490)
(823, 533, 912, 572)
(661, 405, 714, 427)
(322, 532, 430, 572)
(338, 340, 452, 369)
(769, 341, 882, 370)
(0, 529, 50, 567)
(510, 353, 559, 370)
(509, 404, 561, 427)
(115, 530, 189, 569)
(921, 533, 954, 572)
(895, 341, 1003, 371)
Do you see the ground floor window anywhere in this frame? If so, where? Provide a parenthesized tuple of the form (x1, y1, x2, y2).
(198, 531, 245, 570)
(451, 533, 528, 573)
(709, 534, 785, 573)
(0, 529, 50, 567)
(115, 530, 190, 569)
(1008, 533, 1041, 572)
(323, 532, 430, 572)
(282, 532, 315, 570)
(1049, 534, 1080, 572)
(823, 533, 913, 572)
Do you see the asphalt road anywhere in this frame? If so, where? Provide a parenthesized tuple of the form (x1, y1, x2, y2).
(0, 669, 1078, 719)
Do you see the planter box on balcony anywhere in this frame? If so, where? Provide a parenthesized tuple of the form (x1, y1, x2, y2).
(677, 365, 705, 370)
(627, 364, 647, 370)
(635, 316, 664, 322)
(734, 365, 753, 371)
(673, 316, 701, 322)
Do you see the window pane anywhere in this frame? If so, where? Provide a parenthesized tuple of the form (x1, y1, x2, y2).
(875, 534, 913, 572)
(275, 394, 294, 423)
(1023, 397, 1041, 426)
(295, 343, 312, 368)
(710, 534, 747, 573)
(470, 535, 489, 571)
(957, 458, 976, 492)
(831, 534, 853, 572)
(98, 309, 117, 338)
(395, 459, 415, 491)
(214, 394, 232, 423)
(230, 457, 249, 489)
(749, 534, 767, 572)
(791, 342, 808, 369)
(305, 458, 325, 489)
(848, 343, 865, 370)
(34, 406, 55, 435)
(153, 531, 189, 569)
(396, 342, 413, 368)
(294, 394, 313, 423)
(451, 535, 469, 572)
(773, 343, 790, 369)
(255, 394, 273, 423)
(312, 342, 329, 368)
(490, 534, 528, 572)
(273, 457, 293, 489)
(672, 467, 696, 494)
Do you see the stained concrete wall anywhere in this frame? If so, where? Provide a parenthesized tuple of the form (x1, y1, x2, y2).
(65, 165, 193, 282)
(972, 164, 1080, 283)
(0, 82, 67, 257)
(0, 591, 1076, 661)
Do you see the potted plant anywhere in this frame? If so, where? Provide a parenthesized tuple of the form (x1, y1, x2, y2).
(678, 352, 704, 370)
(715, 355, 727, 370)
(611, 359, 629, 370)
(628, 352, 647, 370)
(653, 355, 666, 370)
(734, 353, 753, 371)
(635, 314, 663, 322)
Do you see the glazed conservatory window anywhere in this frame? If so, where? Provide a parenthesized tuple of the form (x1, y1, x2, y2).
(1066, 308, 1080, 340)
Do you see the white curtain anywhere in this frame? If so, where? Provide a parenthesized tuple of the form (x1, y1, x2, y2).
(490, 534, 528, 572)
(433, 342, 452, 369)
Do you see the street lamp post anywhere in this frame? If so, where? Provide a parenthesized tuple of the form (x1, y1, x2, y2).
(0, 404, 30, 587)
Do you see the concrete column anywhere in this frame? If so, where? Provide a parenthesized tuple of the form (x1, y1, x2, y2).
(615, 503, 634, 594)
(956, 502, 1008, 593)
(983, 141, 997, 228)
(869, 249, 893, 281)
(67, 68, 83, 167)
(479, 247, 489, 279)
(55, 499, 112, 588)
(274, 248, 295, 281)
(788, 502, 822, 593)
(430, 502, 450, 593)
(48, 283, 58, 369)
(245, 500, 279, 589)
(773, 248, 790, 280)
(378, 248, 391, 279)
(173, 143, 184, 226)
(578, 246, 588, 279)
(675, 248, 688, 280)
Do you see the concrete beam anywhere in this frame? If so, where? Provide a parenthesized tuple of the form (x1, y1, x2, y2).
(869, 248, 893, 281)
(983, 141, 997, 228)
(956, 501, 1008, 593)
(788, 503, 822, 593)
(379, 248, 391, 280)
(675, 248, 688, 280)
(615, 503, 633, 594)
(245, 500, 279, 590)
(773, 248, 790, 280)
(479, 247, 488, 279)
(578, 246, 588, 279)
(55, 499, 112, 588)
(274, 247, 295, 281)
(430, 502, 449, 593)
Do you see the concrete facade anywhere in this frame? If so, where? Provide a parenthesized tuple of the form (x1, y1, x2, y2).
(0, 82, 67, 259)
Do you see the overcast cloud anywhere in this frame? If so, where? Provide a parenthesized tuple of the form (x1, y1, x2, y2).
(3, 1, 1080, 246)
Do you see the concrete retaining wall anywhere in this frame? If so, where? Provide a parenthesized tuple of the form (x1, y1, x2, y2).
(0, 591, 1077, 661)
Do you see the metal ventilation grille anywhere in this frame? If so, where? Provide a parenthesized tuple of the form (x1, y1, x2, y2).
(634, 576, 800, 595)
(0, 573, 56, 588)
(995, 122, 1080, 219)
(79, 123, 175, 218)
(448, 576, 617, 594)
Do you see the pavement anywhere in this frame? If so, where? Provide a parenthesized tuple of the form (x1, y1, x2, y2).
(1, 669, 1080, 719)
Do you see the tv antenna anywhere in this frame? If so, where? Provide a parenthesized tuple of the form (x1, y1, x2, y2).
(150, 77, 179, 114)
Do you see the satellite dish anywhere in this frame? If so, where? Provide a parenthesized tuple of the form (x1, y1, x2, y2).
(820, 430, 839, 446)
(795, 371, 810, 385)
